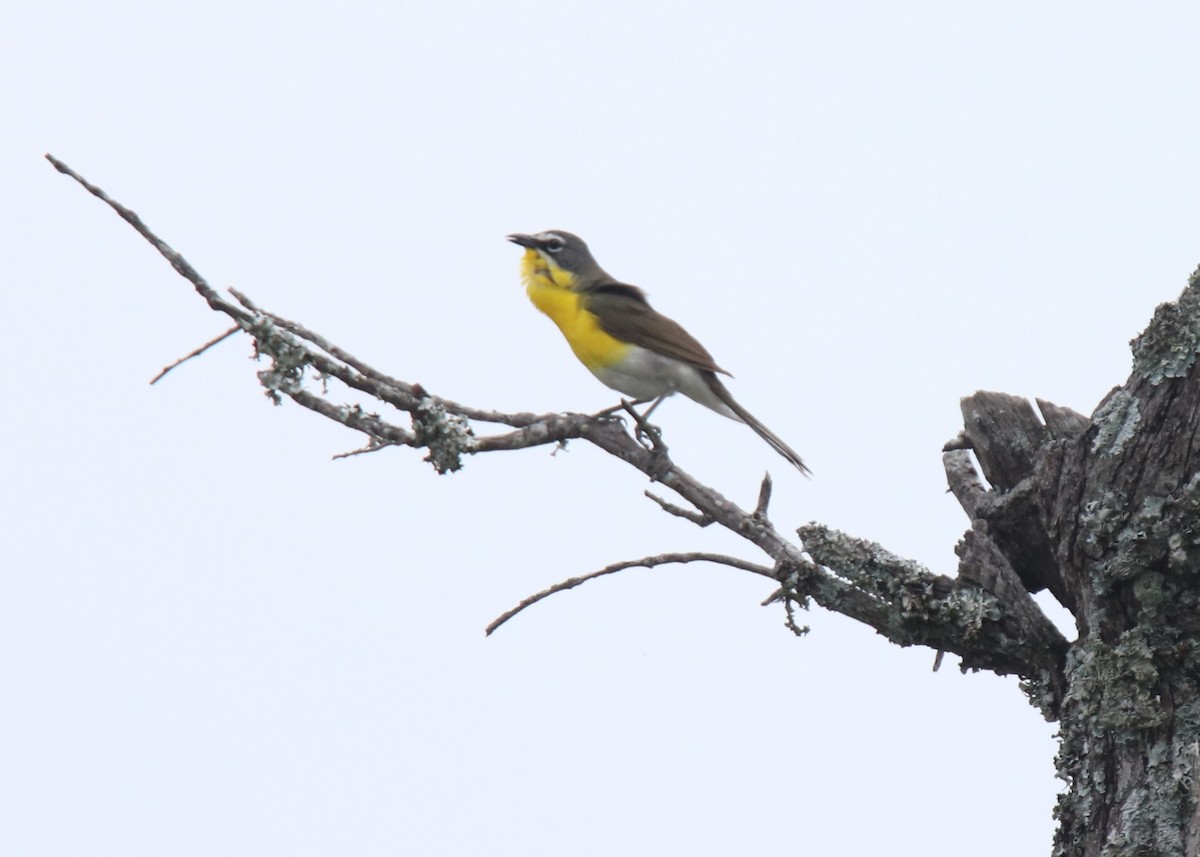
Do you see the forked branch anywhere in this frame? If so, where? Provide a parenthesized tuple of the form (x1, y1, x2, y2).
(48, 154, 1068, 709)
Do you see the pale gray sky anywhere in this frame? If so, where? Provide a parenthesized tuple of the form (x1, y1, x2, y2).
(5, 2, 1200, 855)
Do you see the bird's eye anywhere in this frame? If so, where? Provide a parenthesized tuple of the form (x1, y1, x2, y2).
(543, 236, 565, 253)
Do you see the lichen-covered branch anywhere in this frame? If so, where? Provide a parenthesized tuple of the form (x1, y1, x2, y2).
(800, 523, 1069, 713)
(58, 152, 1200, 852)
(48, 153, 1073, 697)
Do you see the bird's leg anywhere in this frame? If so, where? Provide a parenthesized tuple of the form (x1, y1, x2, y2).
(594, 398, 652, 419)
(621, 395, 670, 457)
(638, 394, 669, 423)
(594, 397, 672, 472)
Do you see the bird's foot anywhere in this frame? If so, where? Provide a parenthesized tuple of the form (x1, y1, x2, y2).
(594, 397, 652, 421)
(621, 398, 670, 459)
(593, 398, 673, 477)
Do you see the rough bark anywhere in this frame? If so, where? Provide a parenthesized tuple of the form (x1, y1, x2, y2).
(48, 154, 1200, 856)
(945, 269, 1200, 856)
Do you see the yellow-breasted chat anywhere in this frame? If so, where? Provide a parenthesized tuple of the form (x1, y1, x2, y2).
(508, 230, 809, 475)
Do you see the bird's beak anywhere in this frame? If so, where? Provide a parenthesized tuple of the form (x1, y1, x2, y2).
(507, 233, 539, 249)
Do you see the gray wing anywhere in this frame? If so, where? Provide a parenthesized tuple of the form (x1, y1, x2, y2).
(584, 284, 731, 377)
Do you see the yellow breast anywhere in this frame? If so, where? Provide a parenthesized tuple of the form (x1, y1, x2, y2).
(520, 251, 630, 371)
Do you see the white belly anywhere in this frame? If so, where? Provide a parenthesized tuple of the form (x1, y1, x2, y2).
(590, 346, 736, 419)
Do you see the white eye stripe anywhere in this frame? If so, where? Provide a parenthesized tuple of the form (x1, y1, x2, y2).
(537, 232, 566, 253)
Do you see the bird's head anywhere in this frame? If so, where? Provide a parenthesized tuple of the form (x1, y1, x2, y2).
(507, 230, 608, 291)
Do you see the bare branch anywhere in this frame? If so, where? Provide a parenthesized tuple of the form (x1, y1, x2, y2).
(54, 154, 1200, 847)
(332, 439, 399, 460)
(50, 155, 1069, 701)
(486, 552, 776, 636)
(645, 490, 714, 526)
(150, 326, 240, 385)
(46, 154, 255, 324)
(754, 472, 773, 519)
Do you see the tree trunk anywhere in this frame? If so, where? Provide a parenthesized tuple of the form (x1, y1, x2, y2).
(46, 156, 1200, 857)
(950, 269, 1200, 855)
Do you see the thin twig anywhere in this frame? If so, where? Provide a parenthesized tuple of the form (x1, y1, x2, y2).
(645, 491, 714, 526)
(50, 155, 1063, 688)
(754, 472, 773, 519)
(761, 588, 783, 606)
(150, 326, 240, 384)
(46, 155, 253, 322)
(332, 439, 399, 460)
(486, 551, 776, 635)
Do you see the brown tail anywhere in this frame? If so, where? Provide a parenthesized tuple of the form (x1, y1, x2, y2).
(706, 376, 811, 476)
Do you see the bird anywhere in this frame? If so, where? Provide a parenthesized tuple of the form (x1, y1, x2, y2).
(508, 229, 809, 475)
